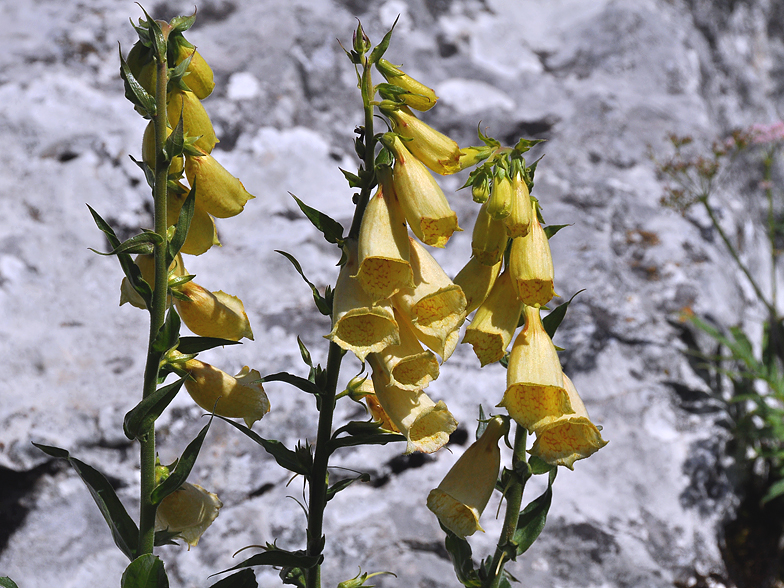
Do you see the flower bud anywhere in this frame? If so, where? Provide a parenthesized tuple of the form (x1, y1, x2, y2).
(498, 305, 572, 431)
(183, 359, 270, 428)
(426, 416, 507, 538)
(528, 374, 607, 469)
(509, 201, 555, 306)
(471, 201, 508, 266)
(470, 173, 490, 203)
(167, 89, 218, 154)
(376, 58, 438, 111)
(383, 106, 461, 175)
(486, 168, 513, 220)
(167, 184, 221, 256)
(354, 179, 414, 302)
(126, 41, 156, 95)
(184, 152, 255, 218)
(459, 146, 495, 171)
(453, 256, 502, 315)
(173, 281, 253, 341)
(463, 269, 523, 366)
(327, 240, 400, 362)
(155, 482, 222, 547)
(174, 43, 215, 99)
(503, 174, 532, 239)
(368, 355, 457, 454)
(374, 308, 440, 391)
(385, 134, 460, 248)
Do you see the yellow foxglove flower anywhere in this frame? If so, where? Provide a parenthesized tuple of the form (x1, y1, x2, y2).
(454, 256, 502, 315)
(355, 178, 414, 302)
(486, 168, 513, 220)
(142, 121, 184, 176)
(373, 308, 440, 391)
(463, 269, 523, 366)
(504, 174, 532, 238)
(155, 482, 222, 548)
(529, 374, 608, 469)
(498, 305, 572, 431)
(471, 201, 508, 266)
(386, 134, 460, 248)
(174, 44, 215, 99)
(174, 281, 253, 341)
(167, 184, 221, 256)
(167, 89, 218, 154)
(368, 355, 457, 454)
(393, 238, 466, 360)
(185, 152, 255, 218)
(349, 375, 399, 432)
(509, 201, 555, 306)
(377, 58, 438, 111)
(426, 416, 507, 538)
(384, 106, 461, 175)
(327, 240, 400, 362)
(184, 359, 270, 428)
(119, 253, 187, 309)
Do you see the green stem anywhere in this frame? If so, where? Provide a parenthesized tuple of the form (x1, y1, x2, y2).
(484, 425, 528, 588)
(138, 47, 170, 557)
(348, 57, 376, 240)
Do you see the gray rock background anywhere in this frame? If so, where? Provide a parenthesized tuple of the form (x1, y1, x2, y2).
(1, 0, 782, 586)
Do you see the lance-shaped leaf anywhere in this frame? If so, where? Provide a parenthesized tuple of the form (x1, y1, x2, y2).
(90, 231, 163, 257)
(176, 336, 241, 354)
(129, 155, 155, 189)
(262, 371, 322, 397)
(215, 415, 311, 476)
(543, 224, 570, 239)
(124, 376, 187, 441)
(327, 473, 371, 501)
(329, 420, 406, 450)
(167, 181, 195, 264)
(33, 443, 139, 561)
(290, 194, 344, 245)
(214, 548, 322, 576)
(121, 554, 169, 588)
(276, 250, 332, 316)
(368, 16, 398, 63)
(151, 417, 213, 505)
(540, 290, 584, 338)
(209, 569, 258, 588)
(441, 525, 481, 588)
(152, 306, 181, 355)
(0, 578, 20, 588)
(507, 468, 556, 559)
(119, 48, 156, 117)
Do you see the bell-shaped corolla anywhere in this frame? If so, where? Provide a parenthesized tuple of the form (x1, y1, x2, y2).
(376, 58, 438, 111)
(504, 174, 533, 239)
(471, 200, 508, 266)
(498, 305, 572, 431)
(393, 238, 466, 361)
(385, 133, 460, 248)
(327, 240, 400, 362)
(155, 482, 222, 548)
(368, 355, 457, 454)
(426, 416, 507, 538)
(173, 281, 253, 342)
(183, 359, 270, 428)
(119, 253, 187, 309)
(354, 177, 414, 302)
(454, 256, 502, 315)
(373, 308, 440, 391)
(529, 374, 608, 469)
(167, 89, 218, 154)
(185, 151, 255, 218)
(383, 106, 461, 175)
(509, 201, 555, 307)
(463, 269, 523, 366)
(486, 168, 513, 220)
(167, 184, 221, 256)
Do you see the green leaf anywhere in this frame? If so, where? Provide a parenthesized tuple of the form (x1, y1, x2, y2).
(129, 155, 155, 189)
(121, 554, 169, 588)
(340, 168, 363, 189)
(297, 337, 313, 369)
(152, 306, 181, 354)
(90, 231, 163, 257)
(150, 417, 213, 505)
(154, 528, 181, 547)
(442, 526, 481, 587)
(279, 566, 307, 588)
(0, 578, 19, 588)
(169, 13, 196, 35)
(327, 473, 371, 501)
(215, 416, 311, 476)
(33, 443, 139, 561)
(176, 336, 242, 354)
(330, 420, 406, 450)
(262, 371, 322, 397)
(509, 468, 556, 559)
(119, 48, 156, 117)
(216, 549, 322, 576)
(289, 194, 344, 245)
(209, 570, 257, 588)
(476, 405, 487, 440)
(124, 376, 187, 441)
(167, 179, 194, 263)
(140, 6, 167, 61)
(276, 251, 332, 316)
(527, 455, 555, 475)
(542, 290, 584, 338)
(544, 224, 571, 239)
(368, 16, 398, 64)
(762, 478, 784, 504)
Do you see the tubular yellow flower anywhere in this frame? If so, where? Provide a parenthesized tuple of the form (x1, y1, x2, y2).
(354, 177, 414, 302)
(498, 305, 572, 431)
(327, 240, 400, 362)
(119, 253, 187, 309)
(426, 416, 508, 538)
(173, 280, 253, 341)
(174, 44, 215, 99)
(377, 58, 438, 111)
(386, 134, 460, 248)
(368, 355, 457, 454)
(471, 200, 508, 266)
(463, 269, 523, 366)
(393, 238, 466, 360)
(384, 106, 461, 175)
(504, 174, 533, 239)
(529, 374, 608, 469)
(374, 308, 440, 391)
(184, 152, 255, 218)
(183, 359, 270, 428)
(509, 201, 556, 307)
(167, 89, 218, 154)
(486, 168, 513, 220)
(155, 482, 222, 548)
(453, 256, 502, 315)
(349, 375, 399, 432)
(167, 184, 221, 256)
